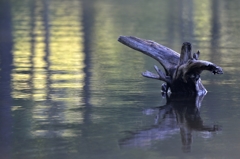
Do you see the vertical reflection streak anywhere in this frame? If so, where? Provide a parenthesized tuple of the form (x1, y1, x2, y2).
(29, 0, 36, 99)
(0, 0, 13, 158)
(43, 0, 57, 137)
(180, 0, 194, 42)
(81, 0, 93, 124)
(210, 0, 221, 62)
(43, 0, 52, 99)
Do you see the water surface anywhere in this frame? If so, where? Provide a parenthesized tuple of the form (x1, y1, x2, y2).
(1, 0, 240, 158)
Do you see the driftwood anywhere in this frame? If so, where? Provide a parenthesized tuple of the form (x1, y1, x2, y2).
(118, 36, 223, 94)
(119, 94, 220, 152)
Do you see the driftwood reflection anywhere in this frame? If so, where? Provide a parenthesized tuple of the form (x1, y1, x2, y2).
(119, 94, 220, 152)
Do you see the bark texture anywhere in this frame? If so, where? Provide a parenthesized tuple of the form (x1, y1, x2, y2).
(118, 36, 223, 94)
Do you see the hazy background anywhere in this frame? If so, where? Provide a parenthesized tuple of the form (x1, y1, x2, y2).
(0, 0, 240, 158)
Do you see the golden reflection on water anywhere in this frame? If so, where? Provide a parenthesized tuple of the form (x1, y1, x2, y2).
(193, 0, 211, 38)
(11, 0, 84, 137)
(4, 0, 240, 157)
(9, 0, 240, 139)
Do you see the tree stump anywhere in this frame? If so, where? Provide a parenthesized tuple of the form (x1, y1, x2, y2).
(118, 36, 223, 94)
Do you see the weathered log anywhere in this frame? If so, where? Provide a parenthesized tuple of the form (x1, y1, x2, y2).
(118, 36, 223, 94)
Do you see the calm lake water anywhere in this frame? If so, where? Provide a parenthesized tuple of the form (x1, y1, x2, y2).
(1, 0, 240, 158)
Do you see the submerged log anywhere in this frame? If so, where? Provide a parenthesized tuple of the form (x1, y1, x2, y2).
(118, 36, 223, 94)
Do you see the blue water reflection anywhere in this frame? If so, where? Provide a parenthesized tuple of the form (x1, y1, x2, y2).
(120, 94, 220, 153)
(1, 0, 240, 158)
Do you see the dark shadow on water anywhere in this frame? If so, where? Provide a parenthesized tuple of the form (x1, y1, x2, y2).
(119, 93, 220, 153)
(81, 0, 94, 125)
(0, 0, 13, 158)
